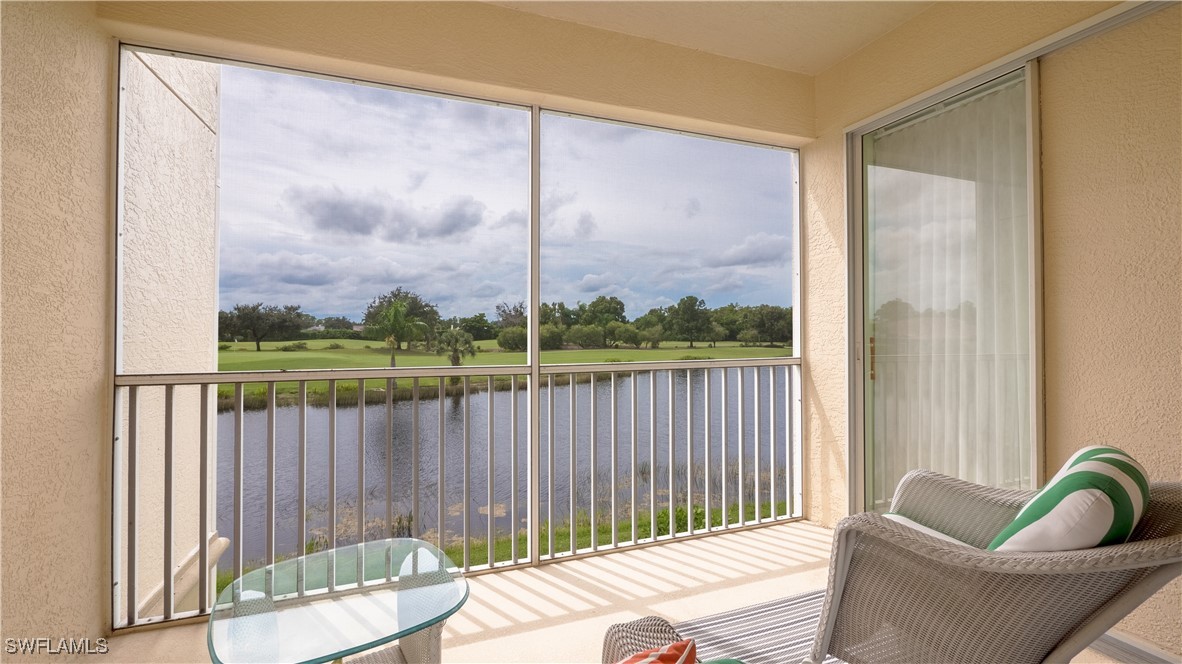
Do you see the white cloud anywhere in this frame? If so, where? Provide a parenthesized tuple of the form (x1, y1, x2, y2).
(216, 62, 794, 321)
(706, 232, 791, 268)
(575, 272, 615, 293)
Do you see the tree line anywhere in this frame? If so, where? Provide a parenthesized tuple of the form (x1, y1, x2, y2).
(494, 295, 791, 352)
(219, 289, 791, 365)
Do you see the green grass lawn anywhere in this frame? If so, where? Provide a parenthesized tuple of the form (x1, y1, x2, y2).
(214, 338, 791, 409)
(218, 338, 790, 372)
(217, 500, 789, 594)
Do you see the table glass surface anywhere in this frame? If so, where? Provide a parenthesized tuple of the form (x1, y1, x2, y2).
(207, 538, 467, 664)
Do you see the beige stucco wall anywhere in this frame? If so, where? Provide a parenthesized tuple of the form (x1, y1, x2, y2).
(1, 0, 114, 644)
(1, 0, 220, 642)
(96, 0, 815, 147)
(2, 0, 1178, 654)
(119, 48, 220, 620)
(120, 49, 219, 380)
(803, 0, 1115, 528)
(1040, 4, 1181, 654)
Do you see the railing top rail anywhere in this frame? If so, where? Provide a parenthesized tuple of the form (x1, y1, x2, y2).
(114, 365, 531, 386)
(113, 356, 800, 386)
(539, 356, 800, 374)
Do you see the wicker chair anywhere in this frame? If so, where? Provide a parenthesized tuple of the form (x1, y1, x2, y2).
(806, 470, 1182, 664)
(601, 471, 1182, 664)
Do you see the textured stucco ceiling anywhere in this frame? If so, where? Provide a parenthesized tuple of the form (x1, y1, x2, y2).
(490, 1, 933, 75)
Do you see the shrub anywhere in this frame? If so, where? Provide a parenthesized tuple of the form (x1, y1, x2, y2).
(278, 341, 308, 351)
(218, 343, 232, 351)
(738, 329, 761, 346)
(496, 326, 527, 352)
(565, 324, 603, 349)
(607, 321, 641, 348)
(641, 325, 663, 349)
(299, 329, 362, 340)
(539, 324, 565, 351)
(324, 342, 346, 350)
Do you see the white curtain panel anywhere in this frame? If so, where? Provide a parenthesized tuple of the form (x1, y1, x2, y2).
(864, 70, 1032, 508)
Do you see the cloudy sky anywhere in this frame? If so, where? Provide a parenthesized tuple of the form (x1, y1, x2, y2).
(218, 63, 797, 322)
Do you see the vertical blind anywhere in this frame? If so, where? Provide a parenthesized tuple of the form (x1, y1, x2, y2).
(863, 69, 1032, 509)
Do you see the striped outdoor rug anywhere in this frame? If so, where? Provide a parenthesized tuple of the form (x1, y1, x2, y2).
(673, 589, 838, 664)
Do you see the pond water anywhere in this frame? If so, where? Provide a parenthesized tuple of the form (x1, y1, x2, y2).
(216, 367, 798, 566)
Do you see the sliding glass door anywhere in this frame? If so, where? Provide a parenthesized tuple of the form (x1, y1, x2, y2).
(858, 67, 1039, 510)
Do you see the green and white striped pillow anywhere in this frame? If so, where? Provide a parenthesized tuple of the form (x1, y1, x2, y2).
(988, 446, 1149, 552)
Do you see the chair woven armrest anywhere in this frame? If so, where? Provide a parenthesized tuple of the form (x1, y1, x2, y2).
(809, 512, 1182, 664)
(602, 616, 685, 664)
(839, 512, 1182, 574)
(806, 482, 1182, 664)
(889, 470, 1033, 547)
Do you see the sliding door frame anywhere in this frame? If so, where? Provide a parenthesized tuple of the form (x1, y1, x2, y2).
(844, 1, 1172, 513)
(846, 61, 1043, 512)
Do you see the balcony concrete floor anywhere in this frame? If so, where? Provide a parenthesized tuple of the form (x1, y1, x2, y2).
(105, 521, 1119, 663)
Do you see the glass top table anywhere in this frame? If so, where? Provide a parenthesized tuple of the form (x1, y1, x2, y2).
(208, 538, 468, 664)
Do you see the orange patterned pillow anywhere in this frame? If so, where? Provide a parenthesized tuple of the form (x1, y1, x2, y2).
(617, 638, 696, 664)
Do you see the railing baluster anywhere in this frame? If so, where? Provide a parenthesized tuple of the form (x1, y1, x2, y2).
(667, 370, 675, 538)
(392, 378, 406, 583)
(648, 370, 656, 541)
(788, 366, 797, 517)
(796, 364, 802, 517)
(412, 378, 420, 540)
(356, 378, 365, 585)
(163, 384, 175, 620)
(394, 375, 399, 550)
(112, 388, 125, 626)
(686, 370, 693, 535)
(547, 374, 555, 558)
(765, 361, 775, 517)
(199, 384, 210, 613)
(488, 376, 495, 567)
(704, 370, 712, 532)
(328, 379, 337, 591)
(569, 372, 576, 555)
(127, 386, 139, 625)
(463, 375, 471, 572)
(437, 377, 445, 552)
(610, 372, 618, 548)
(738, 369, 746, 525)
(266, 383, 276, 594)
(630, 371, 638, 545)
(297, 381, 306, 596)
(510, 375, 519, 563)
(755, 367, 762, 524)
(721, 369, 729, 529)
(234, 383, 244, 585)
(590, 373, 598, 552)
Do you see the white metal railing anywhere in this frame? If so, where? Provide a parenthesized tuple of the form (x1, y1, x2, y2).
(111, 358, 802, 628)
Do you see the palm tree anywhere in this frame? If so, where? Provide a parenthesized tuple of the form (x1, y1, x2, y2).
(372, 300, 426, 367)
(436, 325, 477, 384)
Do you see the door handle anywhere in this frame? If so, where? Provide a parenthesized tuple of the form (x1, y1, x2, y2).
(869, 336, 876, 381)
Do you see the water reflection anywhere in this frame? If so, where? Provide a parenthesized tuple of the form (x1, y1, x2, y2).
(216, 368, 795, 566)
